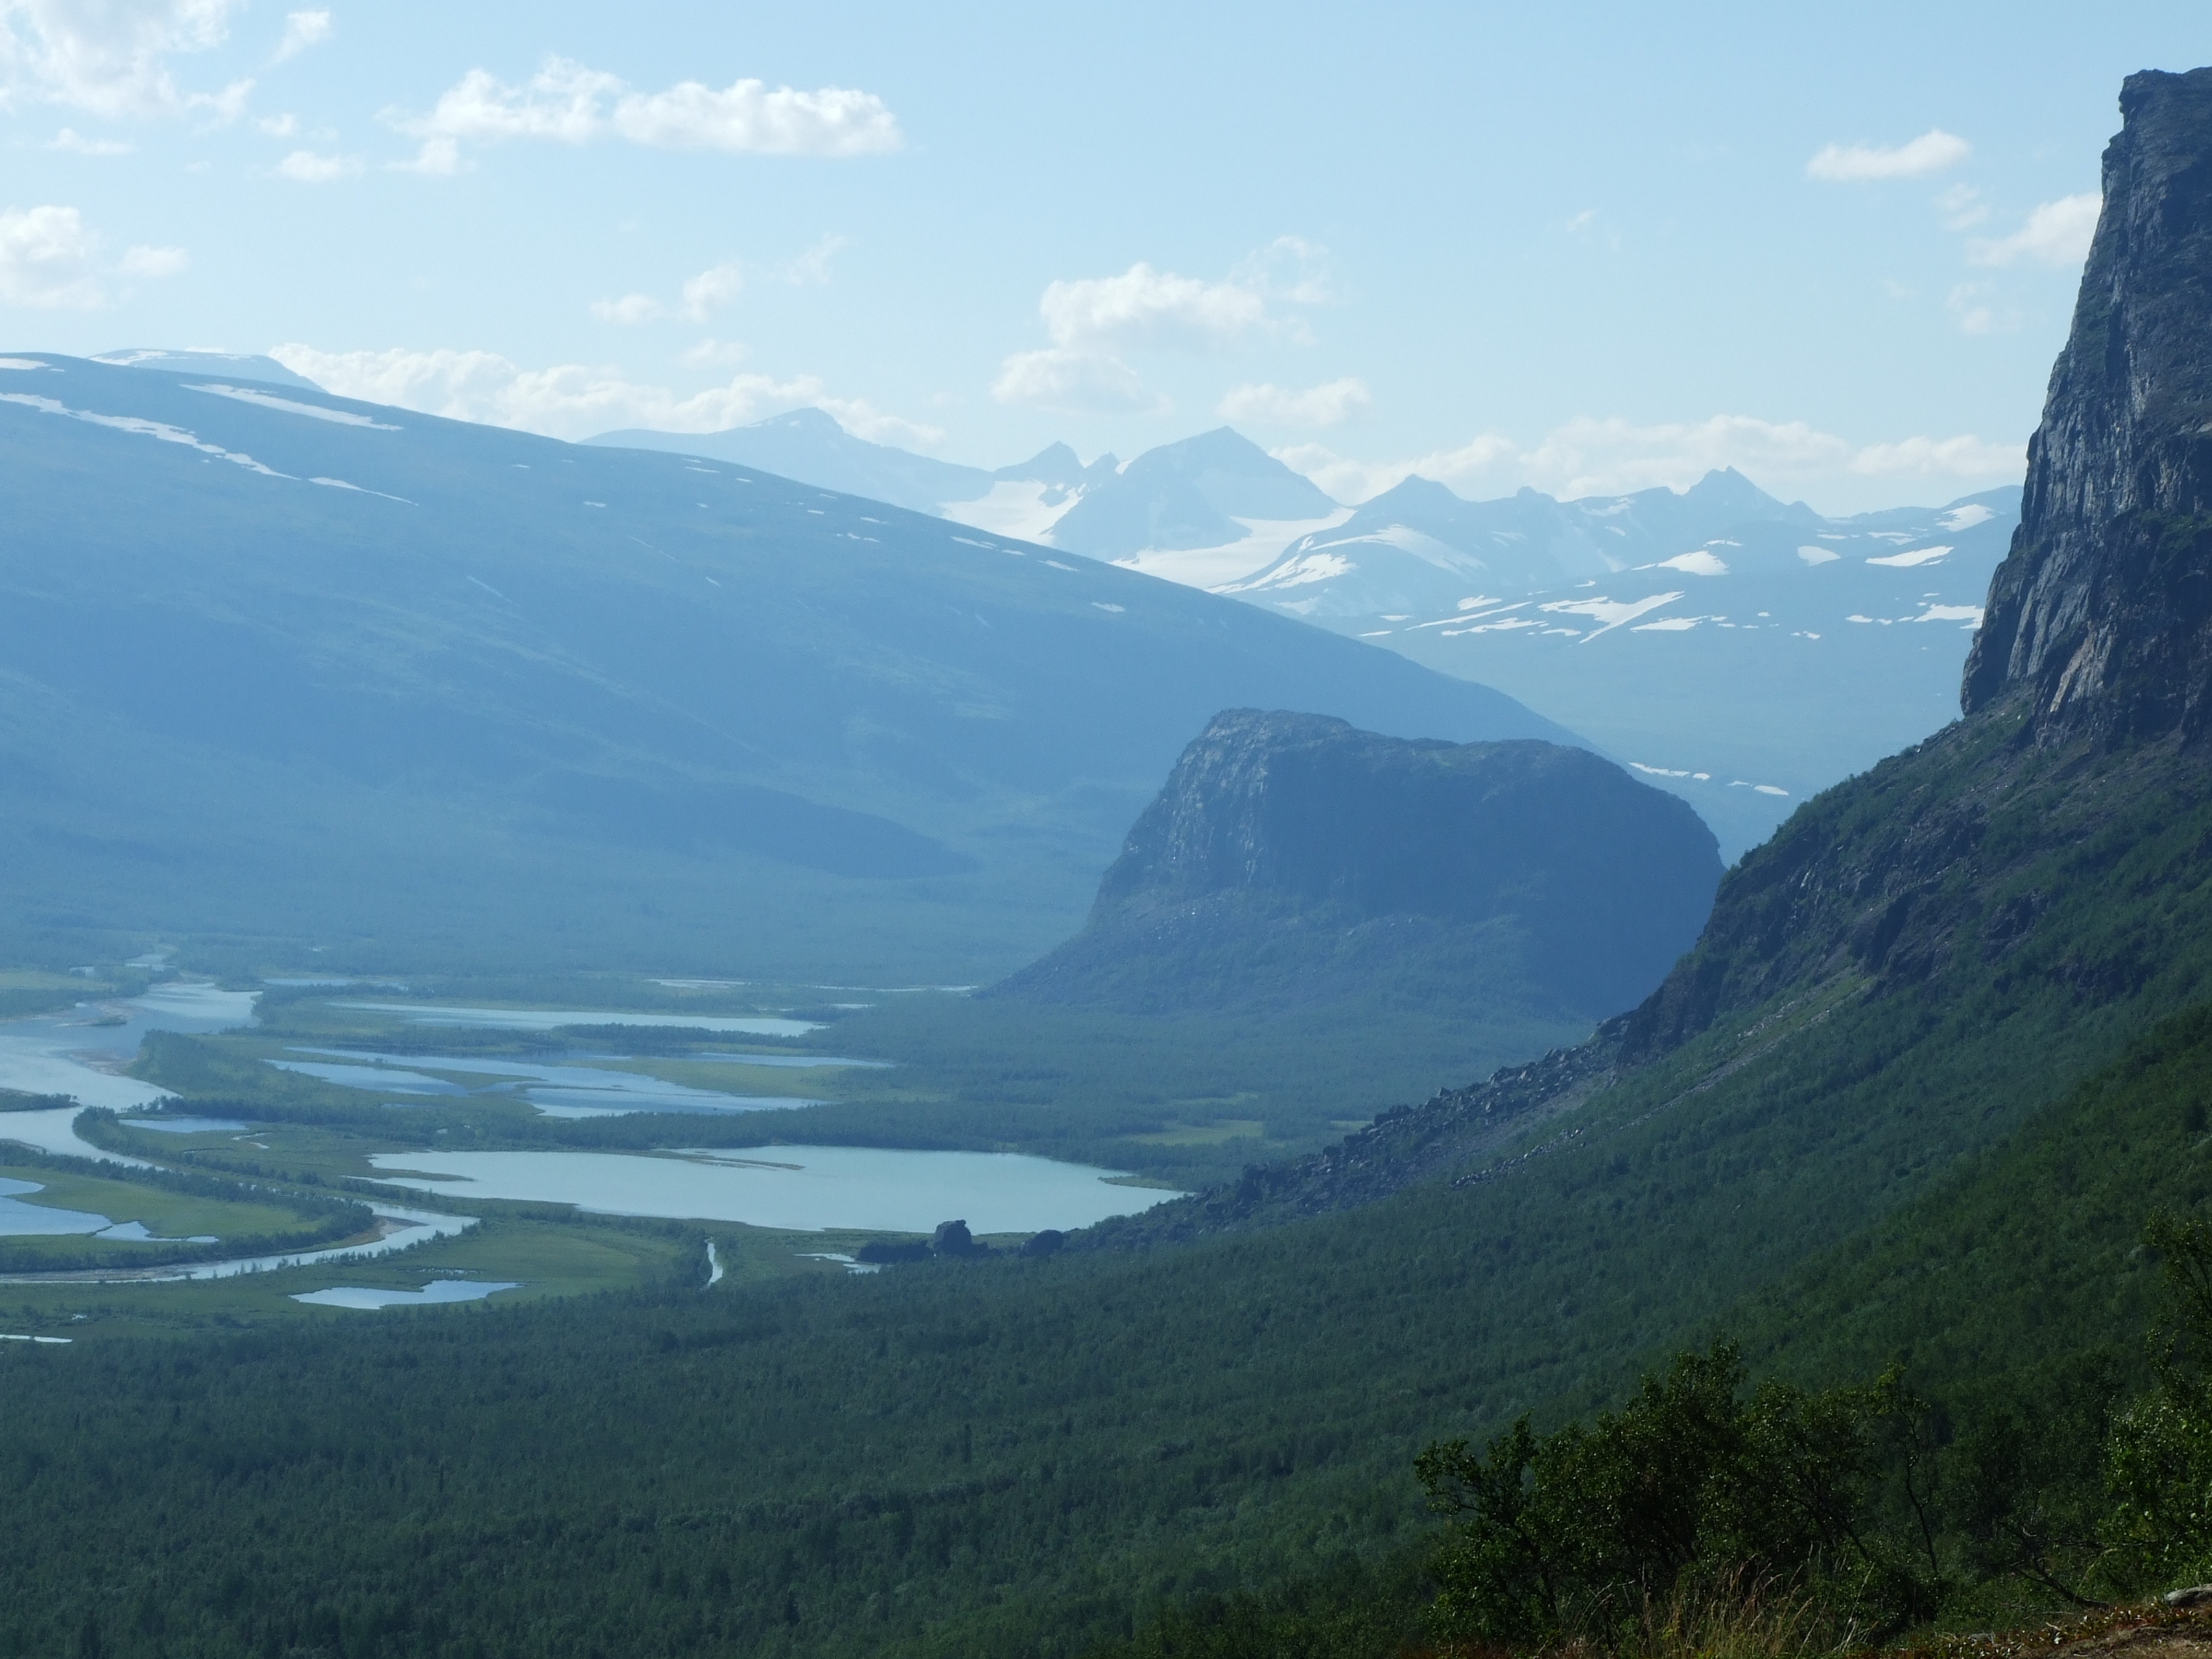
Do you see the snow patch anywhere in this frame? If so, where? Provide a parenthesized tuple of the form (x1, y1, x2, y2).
(0, 392, 287, 476)
(1913, 603, 1983, 624)
(1090, 601, 1125, 614)
(1938, 503, 1995, 531)
(1867, 544, 1953, 568)
(310, 477, 415, 504)
(186, 383, 399, 429)
(1796, 545, 1841, 565)
(0, 358, 51, 371)
(1647, 551, 1728, 576)
(1538, 591, 1685, 641)
(1218, 551, 1355, 593)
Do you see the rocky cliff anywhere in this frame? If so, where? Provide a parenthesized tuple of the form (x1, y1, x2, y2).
(1088, 70, 2212, 1248)
(1964, 68, 2212, 739)
(991, 709, 1722, 1020)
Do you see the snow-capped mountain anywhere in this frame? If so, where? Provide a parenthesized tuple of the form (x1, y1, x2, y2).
(591, 412, 2023, 857)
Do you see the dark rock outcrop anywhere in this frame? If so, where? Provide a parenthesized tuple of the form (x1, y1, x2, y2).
(1964, 68, 2212, 740)
(992, 709, 1722, 1021)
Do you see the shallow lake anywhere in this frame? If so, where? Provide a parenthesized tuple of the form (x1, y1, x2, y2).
(367, 1146, 1180, 1234)
(336, 1003, 821, 1037)
(0, 1175, 216, 1242)
(268, 1049, 823, 1116)
(0, 983, 258, 1111)
(293, 1280, 520, 1310)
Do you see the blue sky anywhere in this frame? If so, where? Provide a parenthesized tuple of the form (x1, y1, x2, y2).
(1, 1, 2204, 511)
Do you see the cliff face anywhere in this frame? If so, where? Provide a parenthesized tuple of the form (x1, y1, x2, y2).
(992, 709, 1721, 1020)
(1964, 68, 2212, 739)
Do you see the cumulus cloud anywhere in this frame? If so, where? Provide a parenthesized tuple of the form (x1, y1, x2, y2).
(1968, 193, 2100, 267)
(0, 0, 251, 121)
(1040, 261, 1272, 354)
(276, 148, 360, 182)
(0, 201, 184, 307)
(996, 245, 1330, 413)
(45, 124, 128, 152)
(1945, 281, 2019, 336)
(117, 241, 186, 276)
(591, 250, 818, 326)
(266, 343, 929, 447)
(1217, 377, 1370, 428)
(272, 9, 327, 63)
(0, 201, 100, 305)
(1272, 412, 2022, 506)
(389, 55, 900, 171)
(1807, 128, 1970, 181)
(990, 347, 1158, 414)
(815, 395, 941, 450)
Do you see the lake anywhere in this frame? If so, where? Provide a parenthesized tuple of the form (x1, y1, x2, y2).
(293, 1280, 520, 1310)
(367, 1146, 1181, 1234)
(267, 1049, 825, 1116)
(0, 983, 259, 1110)
(335, 1003, 822, 1036)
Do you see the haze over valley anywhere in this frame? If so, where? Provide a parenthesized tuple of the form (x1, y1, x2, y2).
(8, 9, 2212, 1659)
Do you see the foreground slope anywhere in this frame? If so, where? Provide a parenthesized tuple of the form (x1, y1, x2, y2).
(0, 356, 1572, 978)
(992, 709, 1720, 1022)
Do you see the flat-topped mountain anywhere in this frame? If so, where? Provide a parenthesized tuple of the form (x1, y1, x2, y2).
(0, 355, 1577, 979)
(993, 709, 1721, 1021)
(1090, 68, 2212, 1249)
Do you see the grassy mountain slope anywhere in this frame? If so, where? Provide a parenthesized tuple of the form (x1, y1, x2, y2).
(0, 355, 1572, 981)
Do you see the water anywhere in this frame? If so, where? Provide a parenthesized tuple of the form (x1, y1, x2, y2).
(0, 1200, 478, 1285)
(118, 1115, 249, 1135)
(293, 1279, 519, 1310)
(0, 1175, 114, 1236)
(366, 1146, 1180, 1234)
(0, 1176, 215, 1242)
(336, 1002, 821, 1037)
(0, 983, 258, 1111)
(269, 1049, 822, 1117)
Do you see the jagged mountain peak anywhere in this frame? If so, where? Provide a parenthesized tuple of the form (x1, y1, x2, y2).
(1964, 67, 2212, 737)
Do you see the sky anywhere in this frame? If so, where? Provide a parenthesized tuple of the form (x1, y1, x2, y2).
(0, 1, 2205, 513)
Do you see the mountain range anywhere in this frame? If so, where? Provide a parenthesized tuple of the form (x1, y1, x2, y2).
(0, 355, 1573, 980)
(590, 415, 2019, 858)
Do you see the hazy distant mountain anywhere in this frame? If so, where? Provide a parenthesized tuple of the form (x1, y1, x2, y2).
(0, 354, 1577, 980)
(1257, 478, 2019, 856)
(586, 415, 2022, 856)
(92, 347, 325, 391)
(993, 709, 1720, 1023)
(592, 407, 998, 515)
(1045, 428, 1337, 559)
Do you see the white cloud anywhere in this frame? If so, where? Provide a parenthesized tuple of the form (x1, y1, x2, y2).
(1935, 183, 1988, 229)
(118, 241, 186, 277)
(681, 337, 749, 368)
(1945, 280, 2015, 335)
(591, 293, 664, 325)
(1968, 193, 2100, 268)
(816, 395, 942, 450)
(1272, 412, 2021, 506)
(1039, 261, 1271, 353)
(266, 343, 936, 446)
(1848, 433, 2022, 478)
(391, 56, 900, 170)
(1807, 128, 1970, 181)
(0, 0, 251, 121)
(276, 148, 360, 182)
(777, 232, 847, 285)
(996, 243, 1330, 415)
(272, 9, 327, 63)
(680, 259, 744, 320)
(1216, 377, 1371, 427)
(990, 346, 1158, 414)
(256, 110, 294, 136)
(0, 202, 101, 305)
(44, 123, 127, 152)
